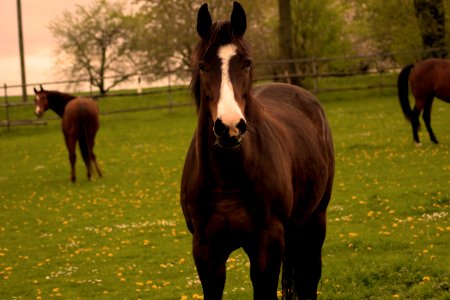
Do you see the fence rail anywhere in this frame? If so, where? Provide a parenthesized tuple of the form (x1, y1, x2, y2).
(2, 47, 447, 130)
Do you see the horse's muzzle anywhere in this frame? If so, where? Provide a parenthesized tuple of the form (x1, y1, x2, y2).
(213, 118, 247, 147)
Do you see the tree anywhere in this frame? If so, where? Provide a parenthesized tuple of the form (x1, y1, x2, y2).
(291, 0, 350, 72)
(278, 0, 300, 85)
(413, 0, 447, 58)
(132, 0, 274, 83)
(353, 0, 422, 65)
(49, 0, 136, 95)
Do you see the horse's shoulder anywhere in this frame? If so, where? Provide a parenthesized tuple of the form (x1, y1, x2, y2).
(253, 83, 325, 126)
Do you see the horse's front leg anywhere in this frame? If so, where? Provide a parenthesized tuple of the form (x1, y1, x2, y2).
(192, 234, 229, 300)
(244, 220, 284, 300)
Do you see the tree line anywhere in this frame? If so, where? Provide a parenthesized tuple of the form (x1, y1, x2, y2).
(49, 0, 449, 94)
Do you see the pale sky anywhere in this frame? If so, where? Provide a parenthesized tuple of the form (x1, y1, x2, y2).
(0, 0, 92, 89)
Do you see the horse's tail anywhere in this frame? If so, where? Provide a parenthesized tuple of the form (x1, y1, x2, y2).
(78, 110, 92, 172)
(397, 64, 414, 122)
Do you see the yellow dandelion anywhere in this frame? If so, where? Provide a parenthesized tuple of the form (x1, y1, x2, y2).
(422, 276, 430, 282)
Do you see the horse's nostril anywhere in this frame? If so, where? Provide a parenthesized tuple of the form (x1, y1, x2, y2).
(237, 119, 246, 134)
(214, 118, 228, 137)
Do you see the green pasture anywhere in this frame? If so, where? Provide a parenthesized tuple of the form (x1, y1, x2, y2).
(0, 81, 449, 299)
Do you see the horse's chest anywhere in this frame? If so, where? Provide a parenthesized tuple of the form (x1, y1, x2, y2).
(202, 192, 254, 239)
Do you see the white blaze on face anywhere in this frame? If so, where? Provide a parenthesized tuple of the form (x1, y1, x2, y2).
(35, 95, 42, 115)
(217, 44, 245, 126)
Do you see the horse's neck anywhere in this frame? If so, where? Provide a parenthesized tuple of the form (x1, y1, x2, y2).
(196, 109, 254, 188)
(48, 93, 75, 117)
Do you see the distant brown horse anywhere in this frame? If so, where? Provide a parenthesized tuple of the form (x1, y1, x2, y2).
(34, 85, 102, 182)
(180, 2, 334, 299)
(397, 58, 450, 145)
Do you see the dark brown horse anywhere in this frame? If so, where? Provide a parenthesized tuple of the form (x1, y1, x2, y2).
(398, 58, 450, 145)
(180, 3, 334, 299)
(33, 85, 102, 182)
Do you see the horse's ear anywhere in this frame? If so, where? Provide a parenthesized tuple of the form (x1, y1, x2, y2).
(230, 1, 246, 37)
(197, 3, 212, 38)
(34, 87, 38, 94)
(40, 84, 44, 91)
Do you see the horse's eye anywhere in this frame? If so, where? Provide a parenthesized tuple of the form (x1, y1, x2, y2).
(243, 59, 252, 70)
(199, 63, 207, 72)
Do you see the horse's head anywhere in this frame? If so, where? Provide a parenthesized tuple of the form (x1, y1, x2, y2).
(192, 2, 252, 148)
(33, 85, 48, 118)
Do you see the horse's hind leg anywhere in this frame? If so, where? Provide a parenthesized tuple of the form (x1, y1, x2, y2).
(288, 210, 326, 300)
(90, 136, 102, 178)
(91, 152, 102, 178)
(423, 98, 438, 143)
(65, 134, 77, 182)
(411, 105, 422, 145)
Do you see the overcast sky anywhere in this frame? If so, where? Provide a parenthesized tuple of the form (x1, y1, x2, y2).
(0, 0, 92, 88)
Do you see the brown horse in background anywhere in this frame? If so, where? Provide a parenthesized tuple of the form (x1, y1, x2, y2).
(34, 85, 102, 182)
(397, 58, 450, 145)
(180, 2, 334, 299)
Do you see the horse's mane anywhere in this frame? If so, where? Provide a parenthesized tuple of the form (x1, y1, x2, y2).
(45, 90, 76, 101)
(44, 90, 77, 116)
(190, 20, 252, 110)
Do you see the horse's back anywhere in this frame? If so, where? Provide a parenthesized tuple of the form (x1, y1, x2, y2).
(63, 97, 99, 135)
(410, 59, 450, 102)
(253, 83, 330, 141)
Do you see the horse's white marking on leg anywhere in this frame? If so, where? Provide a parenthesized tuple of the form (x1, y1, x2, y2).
(217, 44, 245, 126)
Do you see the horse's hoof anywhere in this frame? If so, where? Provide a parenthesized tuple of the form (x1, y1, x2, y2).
(414, 142, 422, 147)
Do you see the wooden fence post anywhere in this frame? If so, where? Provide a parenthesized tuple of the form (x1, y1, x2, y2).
(312, 58, 318, 94)
(3, 83, 10, 130)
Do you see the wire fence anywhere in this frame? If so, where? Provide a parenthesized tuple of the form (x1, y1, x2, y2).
(1, 47, 446, 129)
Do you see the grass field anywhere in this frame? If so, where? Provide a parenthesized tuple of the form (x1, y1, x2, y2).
(0, 82, 449, 299)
